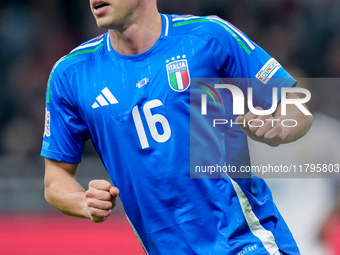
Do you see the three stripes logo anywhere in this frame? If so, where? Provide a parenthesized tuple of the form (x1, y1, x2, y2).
(198, 82, 223, 115)
(92, 87, 119, 109)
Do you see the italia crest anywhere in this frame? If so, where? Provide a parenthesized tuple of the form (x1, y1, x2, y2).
(166, 55, 190, 92)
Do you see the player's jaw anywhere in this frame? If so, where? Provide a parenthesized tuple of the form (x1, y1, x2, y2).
(89, 0, 140, 30)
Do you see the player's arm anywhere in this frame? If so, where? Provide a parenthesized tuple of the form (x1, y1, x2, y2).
(236, 92, 313, 147)
(44, 158, 119, 223)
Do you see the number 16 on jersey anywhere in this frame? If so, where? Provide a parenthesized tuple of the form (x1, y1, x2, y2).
(132, 99, 171, 149)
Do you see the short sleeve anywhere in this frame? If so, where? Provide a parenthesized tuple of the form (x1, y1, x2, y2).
(41, 65, 89, 163)
(209, 17, 296, 110)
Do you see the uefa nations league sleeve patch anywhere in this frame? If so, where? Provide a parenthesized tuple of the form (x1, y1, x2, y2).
(256, 58, 282, 84)
(44, 108, 50, 137)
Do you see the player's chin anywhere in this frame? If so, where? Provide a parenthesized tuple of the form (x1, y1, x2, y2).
(94, 16, 114, 29)
(96, 20, 109, 29)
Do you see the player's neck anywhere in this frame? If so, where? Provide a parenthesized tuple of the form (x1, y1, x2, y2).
(108, 10, 162, 56)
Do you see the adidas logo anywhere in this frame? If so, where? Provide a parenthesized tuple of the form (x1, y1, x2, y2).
(92, 87, 119, 109)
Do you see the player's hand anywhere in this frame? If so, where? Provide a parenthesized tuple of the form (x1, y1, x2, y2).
(235, 107, 287, 147)
(85, 179, 119, 223)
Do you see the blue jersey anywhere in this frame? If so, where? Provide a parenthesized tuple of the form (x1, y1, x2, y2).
(41, 14, 300, 255)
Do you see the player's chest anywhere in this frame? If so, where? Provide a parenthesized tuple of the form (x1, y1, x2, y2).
(74, 49, 217, 121)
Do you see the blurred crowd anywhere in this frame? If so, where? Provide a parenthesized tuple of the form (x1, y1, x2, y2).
(1, 0, 340, 156)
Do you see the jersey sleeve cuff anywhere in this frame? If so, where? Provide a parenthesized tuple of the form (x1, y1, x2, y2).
(40, 149, 82, 164)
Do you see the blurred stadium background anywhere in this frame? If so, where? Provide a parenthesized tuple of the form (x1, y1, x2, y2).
(0, 0, 340, 254)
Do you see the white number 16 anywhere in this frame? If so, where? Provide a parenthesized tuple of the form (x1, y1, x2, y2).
(132, 99, 171, 149)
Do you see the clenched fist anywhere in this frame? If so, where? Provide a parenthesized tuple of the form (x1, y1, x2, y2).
(235, 107, 287, 147)
(85, 180, 119, 223)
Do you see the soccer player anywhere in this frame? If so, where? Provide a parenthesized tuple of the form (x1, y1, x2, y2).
(42, 0, 313, 254)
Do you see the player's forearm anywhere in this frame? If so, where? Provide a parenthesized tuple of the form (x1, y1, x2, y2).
(45, 179, 90, 219)
(44, 160, 91, 219)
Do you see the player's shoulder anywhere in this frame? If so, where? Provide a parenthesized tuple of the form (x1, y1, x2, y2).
(170, 14, 233, 38)
(51, 33, 107, 75)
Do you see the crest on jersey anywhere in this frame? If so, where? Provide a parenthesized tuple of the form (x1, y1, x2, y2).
(166, 55, 190, 92)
